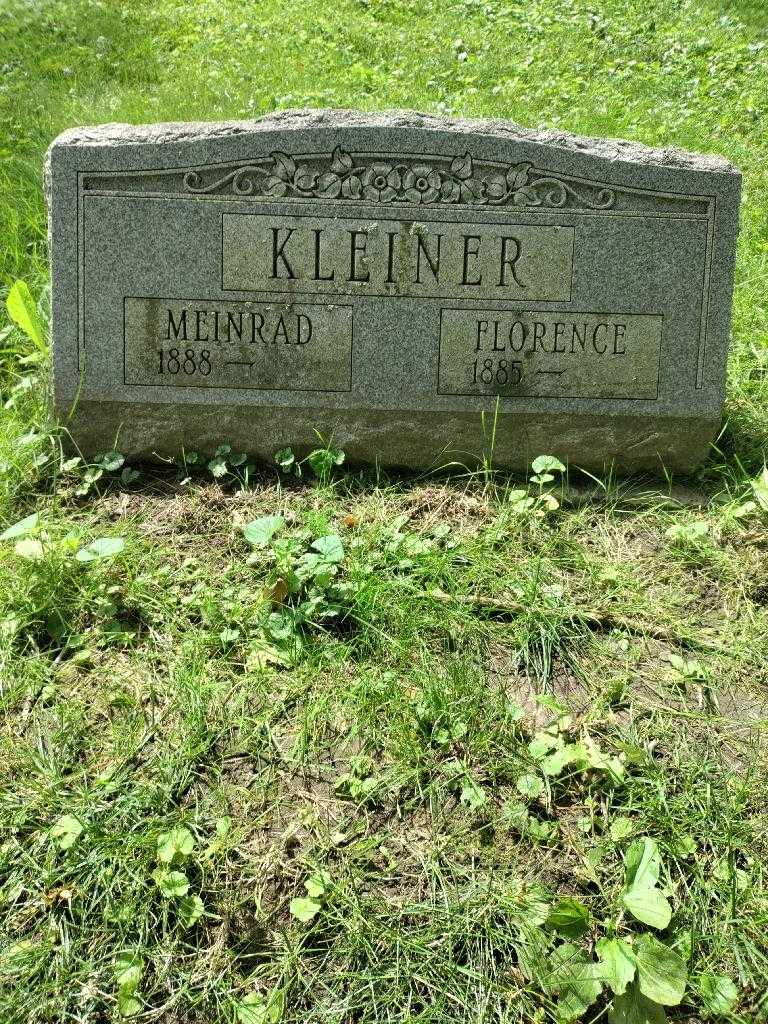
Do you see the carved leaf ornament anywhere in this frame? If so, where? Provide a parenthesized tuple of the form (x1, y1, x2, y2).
(184, 146, 616, 209)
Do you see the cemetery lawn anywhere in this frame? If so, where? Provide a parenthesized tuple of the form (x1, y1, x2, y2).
(2, 0, 768, 1021)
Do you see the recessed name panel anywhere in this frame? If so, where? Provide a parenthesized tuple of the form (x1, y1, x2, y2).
(124, 297, 353, 392)
(222, 213, 574, 302)
(438, 309, 662, 400)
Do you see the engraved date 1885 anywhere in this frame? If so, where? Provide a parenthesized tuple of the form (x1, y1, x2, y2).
(471, 356, 523, 389)
(470, 319, 526, 393)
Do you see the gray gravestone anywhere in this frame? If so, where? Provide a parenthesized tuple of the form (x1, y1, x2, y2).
(46, 110, 740, 472)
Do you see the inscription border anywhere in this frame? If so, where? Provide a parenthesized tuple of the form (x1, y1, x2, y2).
(436, 307, 663, 402)
(76, 154, 716, 394)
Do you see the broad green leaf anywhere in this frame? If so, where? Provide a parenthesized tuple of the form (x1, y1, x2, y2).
(582, 734, 623, 778)
(0, 512, 39, 540)
(522, 885, 552, 928)
(290, 896, 321, 922)
(667, 653, 686, 673)
(275, 447, 296, 471)
(157, 825, 195, 864)
(178, 893, 204, 928)
(528, 733, 559, 758)
(95, 451, 125, 472)
(267, 610, 294, 641)
(597, 937, 637, 995)
(460, 777, 487, 809)
(513, 923, 553, 986)
(236, 990, 284, 1024)
(622, 838, 671, 928)
(243, 516, 285, 548)
(544, 943, 603, 1019)
(622, 883, 672, 930)
(15, 537, 44, 561)
(667, 655, 705, 681)
(531, 455, 566, 475)
(665, 521, 709, 542)
(1, 939, 36, 972)
(75, 537, 125, 562)
(153, 868, 189, 898)
(673, 834, 696, 857)
(535, 692, 568, 714)
(50, 814, 83, 850)
(311, 534, 344, 562)
(529, 818, 558, 842)
(306, 446, 345, 475)
(6, 280, 44, 351)
(117, 991, 142, 1018)
(506, 702, 524, 722)
(510, 495, 536, 513)
(609, 981, 667, 1024)
(732, 500, 757, 519)
(634, 934, 687, 1006)
(542, 744, 581, 776)
(501, 801, 529, 828)
(696, 973, 738, 1015)
(516, 773, 543, 799)
(546, 898, 592, 939)
(236, 994, 267, 1024)
(541, 492, 560, 511)
(751, 465, 768, 512)
(114, 952, 143, 992)
(557, 988, 598, 1021)
(304, 870, 331, 899)
(625, 838, 661, 888)
(610, 817, 634, 841)
(208, 455, 228, 478)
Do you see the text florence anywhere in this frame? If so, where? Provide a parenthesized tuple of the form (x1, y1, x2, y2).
(474, 318, 629, 356)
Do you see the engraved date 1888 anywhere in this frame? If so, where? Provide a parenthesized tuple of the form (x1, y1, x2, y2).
(157, 347, 212, 377)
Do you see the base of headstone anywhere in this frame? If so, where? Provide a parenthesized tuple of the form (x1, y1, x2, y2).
(60, 399, 718, 473)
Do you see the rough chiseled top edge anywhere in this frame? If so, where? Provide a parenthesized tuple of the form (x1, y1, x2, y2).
(47, 108, 738, 175)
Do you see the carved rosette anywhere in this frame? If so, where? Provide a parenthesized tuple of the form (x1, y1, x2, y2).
(183, 146, 616, 210)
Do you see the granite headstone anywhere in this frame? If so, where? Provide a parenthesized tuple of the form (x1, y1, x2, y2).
(46, 110, 741, 472)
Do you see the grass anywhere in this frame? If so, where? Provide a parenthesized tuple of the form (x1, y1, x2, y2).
(1, 0, 768, 1021)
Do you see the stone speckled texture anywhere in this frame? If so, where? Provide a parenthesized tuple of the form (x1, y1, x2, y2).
(46, 109, 741, 473)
